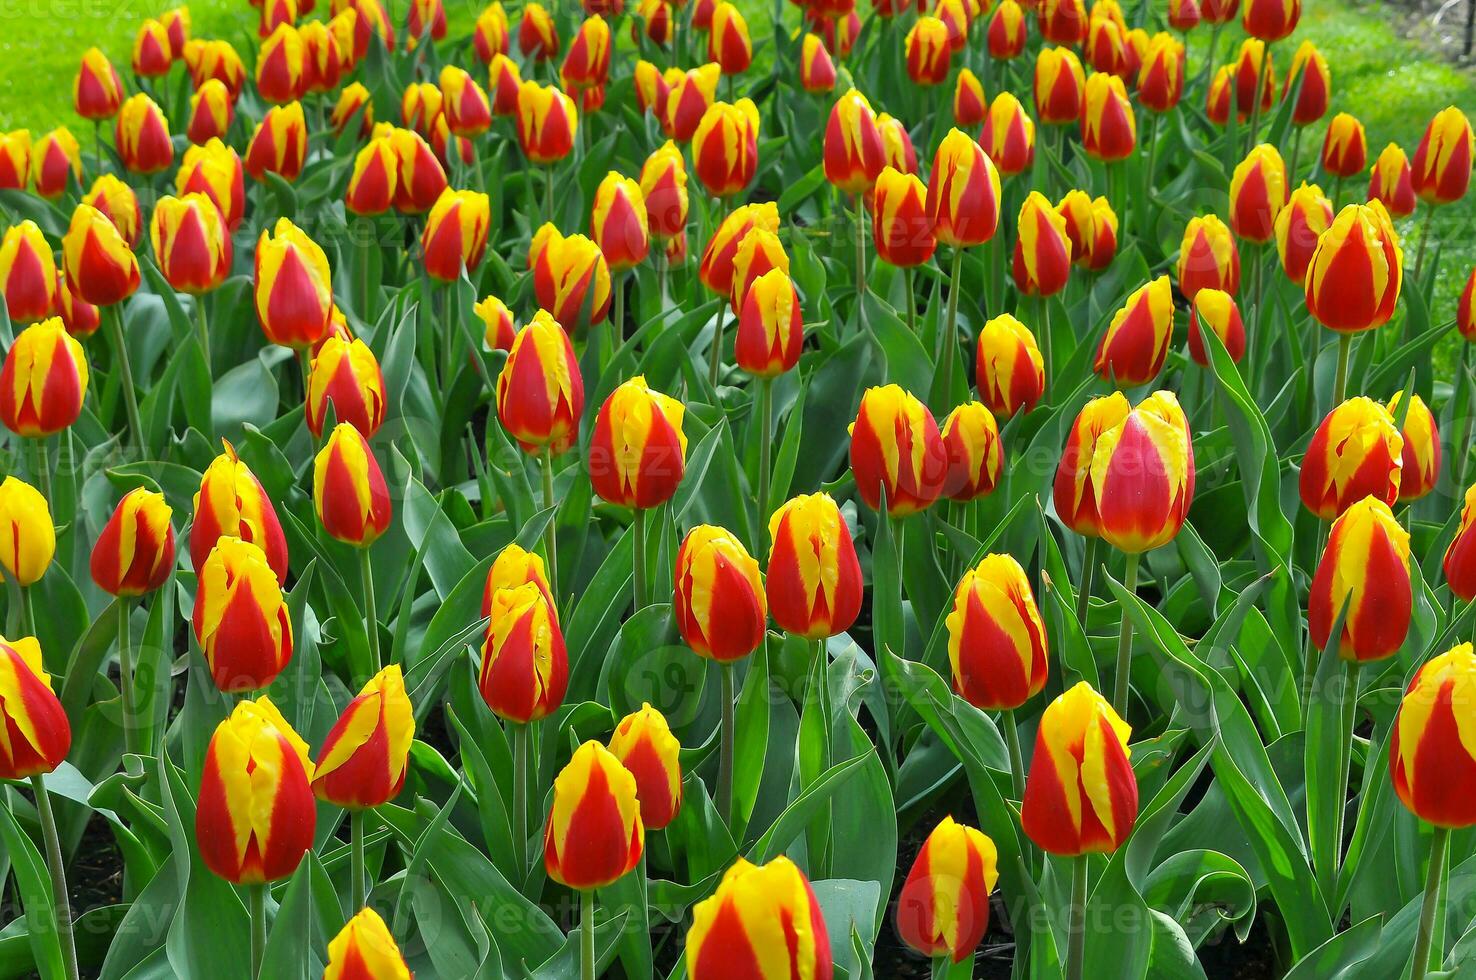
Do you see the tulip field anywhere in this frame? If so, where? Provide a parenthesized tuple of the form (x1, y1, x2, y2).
(0, 0, 1474, 975)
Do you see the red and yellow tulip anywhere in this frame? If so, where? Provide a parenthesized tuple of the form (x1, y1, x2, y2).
(480, 582, 568, 723)
(674, 525, 766, 661)
(823, 89, 885, 194)
(1273, 183, 1335, 285)
(544, 741, 643, 889)
(117, 94, 174, 175)
(1229, 143, 1287, 243)
(940, 402, 1004, 502)
(245, 102, 308, 183)
(1022, 681, 1137, 854)
(306, 336, 385, 438)
(765, 493, 862, 640)
(0, 222, 58, 325)
(589, 376, 687, 509)
(608, 704, 682, 830)
(1410, 106, 1473, 205)
(849, 384, 947, 516)
(927, 129, 1001, 248)
(191, 442, 289, 583)
(1081, 72, 1135, 161)
(1012, 191, 1070, 296)
(74, 48, 124, 121)
(1308, 496, 1411, 662)
(0, 319, 87, 437)
(896, 817, 999, 964)
(255, 218, 332, 348)
(313, 423, 392, 547)
(193, 538, 293, 692)
(1388, 390, 1440, 502)
(325, 909, 411, 980)
(872, 167, 935, 268)
(63, 200, 141, 306)
(0, 636, 69, 780)
(1177, 214, 1240, 299)
(1304, 203, 1403, 334)
(0, 479, 54, 588)
(693, 99, 760, 197)
(1300, 397, 1403, 519)
(496, 310, 584, 454)
(1094, 275, 1174, 387)
(976, 313, 1045, 417)
(1390, 644, 1476, 828)
(591, 172, 649, 271)
(687, 857, 833, 978)
(1187, 288, 1245, 365)
(1369, 143, 1417, 218)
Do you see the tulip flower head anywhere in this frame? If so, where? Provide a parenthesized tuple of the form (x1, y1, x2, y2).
(313, 423, 392, 547)
(245, 102, 308, 183)
(824, 89, 885, 194)
(640, 142, 688, 242)
(729, 228, 789, 313)
(976, 313, 1045, 417)
(0, 479, 52, 588)
(1081, 72, 1135, 161)
(32, 128, 81, 200)
(420, 189, 491, 281)
(196, 697, 316, 884)
(1242, 0, 1299, 40)
(699, 202, 779, 296)
(735, 268, 803, 377)
(590, 376, 687, 509)
(1138, 32, 1185, 112)
(896, 816, 999, 964)
(1273, 183, 1335, 285)
(1094, 275, 1174, 387)
(191, 442, 289, 583)
(927, 129, 1002, 248)
(544, 740, 644, 890)
(307, 336, 386, 438)
(75, 48, 124, 121)
(482, 542, 555, 618)
(325, 909, 411, 980)
(0, 319, 87, 437)
(801, 33, 837, 93)
(1054, 392, 1130, 537)
(187, 80, 236, 146)
(666, 63, 721, 141)
(1286, 41, 1330, 126)
(1083, 391, 1194, 553)
(255, 218, 332, 348)
(194, 537, 294, 692)
(533, 231, 612, 330)
(940, 402, 1004, 502)
(1444, 484, 1476, 601)
(1389, 644, 1476, 828)
(765, 493, 862, 640)
(1022, 681, 1137, 854)
(1040, 0, 1088, 43)
(56, 271, 99, 338)
(988, 0, 1027, 57)
(952, 69, 987, 127)
(1229, 143, 1287, 243)
(1308, 496, 1411, 663)
(133, 18, 173, 77)
(496, 310, 585, 454)
(708, 2, 752, 73)
(563, 15, 613, 91)
(1012, 191, 1070, 295)
(175, 140, 245, 232)
(980, 92, 1035, 176)
(62, 205, 139, 308)
(480, 582, 568, 723)
(476, 295, 518, 352)
(1187, 288, 1245, 365)
(873, 167, 935, 268)
(117, 94, 174, 175)
(905, 17, 951, 86)
(256, 24, 306, 105)
(1300, 396, 1403, 519)
(674, 525, 765, 661)
(0, 222, 58, 325)
(1035, 47, 1085, 125)
(1321, 112, 1368, 178)
(0, 130, 30, 191)
(1411, 106, 1474, 205)
(1177, 214, 1240, 299)
(693, 99, 760, 197)
(1369, 143, 1417, 218)
(946, 553, 1046, 709)
(608, 704, 683, 829)
(1460, 267, 1476, 341)
(877, 113, 917, 173)
(687, 856, 833, 979)
(849, 384, 947, 516)
(151, 193, 232, 296)
(591, 172, 650, 271)
(1387, 390, 1440, 502)
(1304, 203, 1403, 334)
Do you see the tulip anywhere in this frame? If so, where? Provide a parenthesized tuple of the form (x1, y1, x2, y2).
(1230, 39, 1275, 122)
(544, 740, 644, 892)
(533, 232, 612, 330)
(877, 113, 918, 173)
(1034, 47, 1084, 125)
(185, 39, 247, 95)
(436, 67, 491, 138)
(1138, 33, 1185, 112)
(872, 167, 935, 273)
(1205, 66, 1233, 126)
(151, 193, 232, 297)
(1304, 203, 1403, 335)
(1320, 113, 1367, 180)
(707, 2, 751, 73)
(325, 909, 411, 980)
(56, 273, 99, 338)
(420, 189, 490, 282)
(947, 69, 986, 129)
(344, 137, 397, 216)
(896, 817, 999, 964)
(480, 582, 568, 723)
(192, 442, 289, 583)
(299, 21, 343, 95)
(0, 130, 29, 190)
(405, 0, 446, 47)
(766, 492, 862, 640)
(1286, 40, 1330, 127)
(78, 178, 141, 255)
(62, 204, 138, 309)
(1387, 391, 1440, 502)
(90, 488, 175, 597)
(935, 0, 969, 50)
(1086, 16, 1127, 76)
(1081, 72, 1135, 162)
(325, 84, 369, 140)
(0, 478, 53, 587)
(1444, 485, 1476, 600)
(564, 15, 612, 91)
(849, 384, 947, 516)
(162, 7, 196, 57)
(1094, 275, 1173, 387)
(693, 99, 760, 197)
(314, 422, 391, 547)
(197, 697, 315, 884)
(1229, 143, 1287, 243)
(940, 402, 1004, 502)
(31, 129, 80, 200)
(496, 310, 585, 454)
(1177, 214, 1240, 299)
(591, 172, 649, 272)
(307, 336, 386, 438)
(732, 267, 803, 377)
(1185, 287, 1245, 366)
(1308, 496, 1410, 664)
(0, 223, 57, 325)
(400, 82, 442, 136)
(74, 48, 124, 121)
(245, 102, 308, 183)
(905, 17, 951, 86)
(633, 61, 671, 117)
(1082, 389, 1194, 558)
(666, 63, 721, 141)
(476, 295, 517, 353)
(1242, 0, 1299, 41)
(699, 202, 779, 297)
(976, 313, 1045, 418)
(482, 542, 555, 617)
(801, 33, 836, 93)
(256, 24, 305, 104)
(980, 93, 1035, 177)
(473, 1, 509, 60)
(729, 228, 789, 320)
(608, 704, 682, 830)
(115, 94, 173, 175)
(1168, 0, 1200, 29)
(1022, 681, 1137, 854)
(0, 319, 87, 437)
(488, 55, 524, 118)
(133, 18, 173, 77)
(927, 128, 1001, 248)
(1300, 397, 1403, 519)
(1040, 0, 1087, 43)
(674, 524, 765, 661)
(589, 375, 687, 509)
(823, 89, 885, 195)
(349, 0, 396, 56)
(1203, 0, 1239, 22)
(945, 549, 1047, 728)
(640, 142, 688, 243)
(1055, 191, 1099, 268)
(1411, 106, 1473, 205)
(175, 140, 245, 232)
(1391, 643, 1476, 837)
(520, 1, 560, 59)
(254, 219, 332, 349)
(687, 856, 833, 979)
(0, 636, 68, 778)
(515, 81, 577, 166)
(636, 0, 673, 46)
(187, 79, 235, 144)
(1012, 191, 1071, 296)
(193, 537, 293, 693)
(1368, 143, 1417, 218)
(988, 0, 1027, 57)
(257, 0, 296, 38)
(386, 127, 446, 213)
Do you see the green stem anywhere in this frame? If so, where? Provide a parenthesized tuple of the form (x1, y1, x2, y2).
(1075, 536, 1100, 631)
(356, 216, 373, 325)
(1111, 552, 1141, 716)
(718, 661, 735, 826)
(19, 586, 33, 640)
(195, 295, 211, 376)
(544, 165, 555, 223)
(249, 883, 266, 979)
(932, 954, 952, 979)
(1409, 826, 1450, 980)
(30, 774, 79, 980)
(350, 809, 366, 910)
(1289, 126, 1304, 185)
(359, 548, 380, 673)
(118, 598, 137, 756)
(1246, 42, 1271, 153)
(1301, 519, 1331, 710)
(1332, 333, 1352, 409)
(1457, 342, 1473, 491)
(1331, 662, 1358, 891)
(1413, 201, 1435, 287)
(854, 193, 867, 328)
(1002, 707, 1025, 801)
(904, 267, 916, 333)
(1065, 855, 1088, 980)
(1039, 294, 1053, 387)
(709, 300, 727, 389)
(542, 447, 559, 603)
(757, 379, 773, 528)
(631, 509, 648, 610)
(580, 888, 596, 980)
(105, 306, 144, 454)
(940, 248, 964, 412)
(27, 438, 50, 507)
(512, 721, 529, 876)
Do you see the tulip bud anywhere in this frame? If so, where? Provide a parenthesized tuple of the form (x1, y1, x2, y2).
(976, 313, 1045, 417)
(589, 375, 687, 508)
(1012, 191, 1070, 296)
(257, 0, 296, 39)
(32, 129, 80, 200)
(1411, 106, 1474, 205)
(56, 272, 99, 338)
(1286, 40, 1329, 126)
(520, 1, 560, 59)
(0, 319, 87, 437)
(1138, 33, 1185, 112)
(385, 127, 446, 213)
(90, 488, 175, 596)
(133, 18, 173, 77)
(245, 102, 308, 183)
(849, 384, 947, 516)
(479, 582, 568, 724)
(872, 167, 935, 268)
(496, 310, 584, 454)
(1094, 275, 1173, 387)
(1168, 0, 1200, 29)
(472, 1, 509, 61)
(1080, 72, 1135, 162)
(735, 268, 803, 377)
(674, 524, 765, 660)
(299, 21, 343, 95)
(823, 89, 885, 194)
(186, 80, 235, 146)
(475, 295, 517, 353)
(693, 99, 760, 197)
(1034, 46, 1084, 125)
(314, 423, 391, 547)
(1446, 485, 1476, 600)
(1265, 185, 1331, 288)
(988, 0, 1027, 58)
(174, 140, 245, 232)
(62, 205, 138, 307)
(1320, 112, 1367, 179)
(254, 218, 332, 348)
(1039, 0, 1087, 42)
(1389, 644, 1476, 829)
(800, 33, 836, 93)
(1242, 0, 1299, 41)
(256, 24, 306, 104)
(1230, 39, 1275, 122)
(633, 61, 670, 118)
(666, 63, 720, 141)
(193, 537, 293, 692)
(1184, 287, 1245, 366)
(75, 48, 124, 121)
(896, 816, 999, 964)
(1229, 143, 1287, 243)
(115, 94, 173, 176)
(515, 81, 578, 165)
(729, 228, 789, 314)
(533, 232, 612, 330)
(483, 542, 555, 617)
(485, 55, 524, 118)
(435, 67, 490, 139)
(927, 129, 1001, 248)
(1387, 391, 1440, 501)
(1022, 681, 1137, 854)
(699, 202, 779, 296)
(1056, 190, 1094, 265)
(1205, 65, 1233, 126)
(936, 0, 969, 50)
(1086, 16, 1126, 76)
(197, 697, 315, 884)
(1304, 203, 1403, 334)
(1203, 0, 1239, 24)
(563, 15, 612, 91)
(940, 402, 1004, 502)
(905, 17, 951, 86)
(349, 0, 396, 56)
(340, 138, 395, 216)
(636, 0, 672, 46)
(0, 130, 29, 191)
(688, 856, 833, 978)
(608, 704, 682, 830)
(1369, 142, 1417, 218)
(640, 142, 688, 242)
(979, 93, 1035, 177)
(186, 39, 247, 95)
(707, 2, 751, 73)
(151, 193, 232, 295)
(192, 442, 289, 583)
(1087, 390, 1194, 552)
(307, 336, 386, 438)
(765, 493, 862, 639)
(877, 113, 917, 173)
(529, 222, 556, 271)
(0, 636, 68, 780)
(400, 82, 442, 136)
(1177, 214, 1240, 299)
(0, 222, 57, 325)
(0, 479, 54, 587)
(1300, 397, 1403, 519)
(544, 740, 643, 889)
(948, 69, 986, 128)
(420, 188, 491, 282)
(406, 0, 447, 48)
(325, 909, 411, 980)
(1308, 496, 1410, 663)
(944, 553, 1047, 709)
(591, 172, 650, 271)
